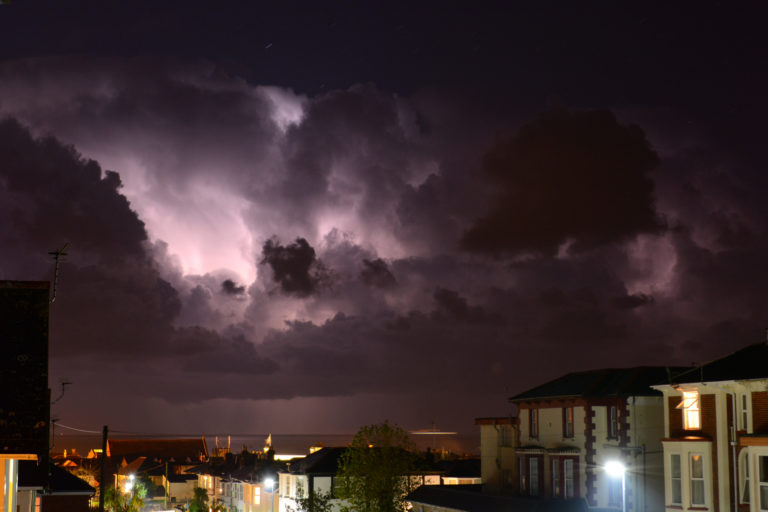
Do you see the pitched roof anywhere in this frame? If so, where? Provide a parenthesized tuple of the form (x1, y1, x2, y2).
(107, 438, 208, 461)
(438, 458, 481, 478)
(510, 367, 690, 401)
(406, 485, 588, 512)
(18, 461, 95, 494)
(671, 343, 768, 384)
(288, 447, 347, 475)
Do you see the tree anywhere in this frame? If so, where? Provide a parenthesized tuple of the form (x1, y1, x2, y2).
(297, 490, 334, 512)
(336, 421, 419, 512)
(189, 486, 209, 512)
(104, 482, 146, 512)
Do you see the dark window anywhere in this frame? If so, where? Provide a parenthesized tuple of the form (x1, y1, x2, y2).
(529, 409, 539, 439)
(608, 405, 618, 439)
(563, 407, 574, 438)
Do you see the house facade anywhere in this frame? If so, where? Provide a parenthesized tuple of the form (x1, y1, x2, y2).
(653, 342, 768, 512)
(474, 417, 516, 492)
(510, 366, 682, 511)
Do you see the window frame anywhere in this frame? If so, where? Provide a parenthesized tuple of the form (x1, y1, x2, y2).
(677, 390, 701, 430)
(690, 453, 706, 506)
(529, 408, 539, 439)
(563, 407, 574, 438)
(564, 459, 575, 498)
(740, 451, 750, 504)
(529, 456, 539, 496)
(741, 393, 749, 431)
(552, 459, 560, 498)
(670, 453, 682, 506)
(608, 405, 619, 439)
(759, 454, 768, 511)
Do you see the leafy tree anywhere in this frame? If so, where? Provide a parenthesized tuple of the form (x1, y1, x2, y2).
(189, 486, 209, 512)
(336, 421, 419, 512)
(297, 490, 334, 512)
(104, 481, 146, 512)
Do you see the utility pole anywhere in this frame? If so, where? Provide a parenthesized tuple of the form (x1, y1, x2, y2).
(100, 425, 108, 512)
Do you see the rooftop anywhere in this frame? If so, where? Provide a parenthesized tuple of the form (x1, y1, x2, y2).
(670, 343, 768, 384)
(510, 366, 690, 402)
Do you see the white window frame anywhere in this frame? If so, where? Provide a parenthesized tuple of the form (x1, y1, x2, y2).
(564, 459, 574, 498)
(676, 390, 700, 430)
(690, 453, 706, 506)
(759, 454, 768, 511)
(740, 450, 750, 504)
(670, 453, 682, 506)
(741, 393, 749, 431)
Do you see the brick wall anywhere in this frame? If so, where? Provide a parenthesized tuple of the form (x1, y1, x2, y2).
(753, 392, 768, 433)
(668, 396, 684, 438)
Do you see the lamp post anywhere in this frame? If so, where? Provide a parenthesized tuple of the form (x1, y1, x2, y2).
(264, 477, 276, 512)
(605, 460, 626, 512)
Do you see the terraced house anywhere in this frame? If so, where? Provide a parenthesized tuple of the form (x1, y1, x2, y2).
(510, 366, 686, 511)
(653, 342, 768, 512)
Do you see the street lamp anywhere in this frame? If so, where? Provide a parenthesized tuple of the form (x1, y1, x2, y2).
(264, 477, 276, 512)
(605, 461, 626, 512)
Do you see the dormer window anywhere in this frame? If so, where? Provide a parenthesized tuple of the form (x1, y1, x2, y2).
(677, 390, 700, 430)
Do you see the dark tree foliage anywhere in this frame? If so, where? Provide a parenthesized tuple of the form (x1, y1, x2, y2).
(336, 422, 419, 512)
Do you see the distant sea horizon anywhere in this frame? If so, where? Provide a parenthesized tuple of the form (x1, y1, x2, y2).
(53, 431, 481, 458)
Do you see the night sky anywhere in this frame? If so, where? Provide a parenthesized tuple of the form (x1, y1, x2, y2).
(1, 1, 767, 438)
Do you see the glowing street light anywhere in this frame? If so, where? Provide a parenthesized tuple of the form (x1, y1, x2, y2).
(264, 477, 276, 512)
(604, 461, 626, 512)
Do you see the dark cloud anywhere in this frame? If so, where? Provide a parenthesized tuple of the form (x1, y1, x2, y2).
(360, 258, 397, 288)
(461, 108, 663, 256)
(221, 279, 245, 296)
(260, 237, 330, 297)
(613, 293, 654, 309)
(0, 117, 147, 264)
(431, 287, 496, 323)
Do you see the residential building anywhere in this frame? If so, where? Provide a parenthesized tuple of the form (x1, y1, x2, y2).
(475, 417, 516, 491)
(17, 461, 95, 512)
(510, 366, 686, 511)
(652, 341, 768, 512)
(279, 447, 347, 512)
(0, 281, 51, 512)
(191, 453, 284, 512)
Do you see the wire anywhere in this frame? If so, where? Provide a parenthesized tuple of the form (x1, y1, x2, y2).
(55, 423, 102, 434)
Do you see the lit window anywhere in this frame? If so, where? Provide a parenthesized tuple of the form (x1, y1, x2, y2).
(563, 407, 574, 438)
(253, 486, 260, 505)
(690, 454, 705, 505)
(529, 409, 539, 439)
(677, 390, 700, 430)
(670, 454, 682, 505)
(564, 459, 575, 498)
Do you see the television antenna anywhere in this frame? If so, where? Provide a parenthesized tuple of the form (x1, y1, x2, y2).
(48, 242, 69, 303)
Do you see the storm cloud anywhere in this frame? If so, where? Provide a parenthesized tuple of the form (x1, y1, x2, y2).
(462, 109, 663, 256)
(0, 55, 765, 435)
